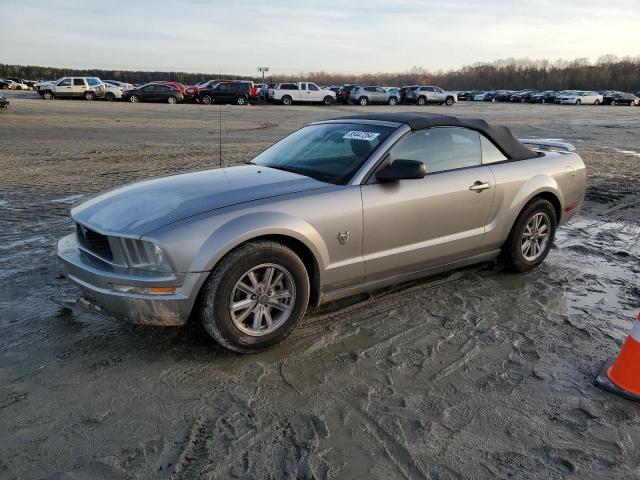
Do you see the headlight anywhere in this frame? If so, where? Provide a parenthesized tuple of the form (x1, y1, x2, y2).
(120, 238, 172, 272)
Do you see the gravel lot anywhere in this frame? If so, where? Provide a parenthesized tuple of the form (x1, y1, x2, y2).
(1, 92, 639, 479)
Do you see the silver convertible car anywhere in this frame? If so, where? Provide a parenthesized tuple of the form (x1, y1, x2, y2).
(57, 113, 586, 352)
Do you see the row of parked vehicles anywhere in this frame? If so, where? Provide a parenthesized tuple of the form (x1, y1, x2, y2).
(30, 76, 640, 108)
(457, 89, 640, 106)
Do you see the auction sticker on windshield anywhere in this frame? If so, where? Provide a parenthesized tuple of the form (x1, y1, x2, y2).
(343, 131, 380, 141)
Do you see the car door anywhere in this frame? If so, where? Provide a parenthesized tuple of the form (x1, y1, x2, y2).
(55, 77, 72, 97)
(361, 127, 496, 280)
(374, 87, 386, 103)
(307, 83, 323, 101)
(433, 87, 446, 102)
(298, 83, 309, 102)
(139, 85, 156, 101)
(71, 78, 87, 98)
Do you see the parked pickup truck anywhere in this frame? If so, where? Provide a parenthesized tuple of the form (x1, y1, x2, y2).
(37, 77, 106, 100)
(268, 82, 336, 105)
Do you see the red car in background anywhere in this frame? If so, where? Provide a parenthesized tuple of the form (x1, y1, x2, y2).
(150, 81, 192, 98)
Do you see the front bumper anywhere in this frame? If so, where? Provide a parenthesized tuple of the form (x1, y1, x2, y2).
(57, 234, 205, 326)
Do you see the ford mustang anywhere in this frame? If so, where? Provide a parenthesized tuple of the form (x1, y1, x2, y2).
(57, 113, 586, 352)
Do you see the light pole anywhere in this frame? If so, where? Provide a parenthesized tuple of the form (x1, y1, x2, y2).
(257, 66, 269, 83)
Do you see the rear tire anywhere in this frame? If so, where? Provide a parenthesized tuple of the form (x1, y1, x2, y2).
(501, 198, 557, 273)
(198, 241, 310, 353)
(281, 95, 292, 106)
(575, 99, 581, 105)
(129, 95, 140, 103)
(84, 91, 96, 101)
(359, 97, 369, 106)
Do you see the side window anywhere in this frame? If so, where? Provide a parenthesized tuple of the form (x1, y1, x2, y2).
(388, 127, 482, 174)
(300, 83, 307, 90)
(377, 87, 386, 93)
(73, 78, 85, 86)
(480, 135, 507, 164)
(308, 83, 318, 91)
(58, 78, 71, 86)
(218, 83, 231, 92)
(434, 87, 443, 93)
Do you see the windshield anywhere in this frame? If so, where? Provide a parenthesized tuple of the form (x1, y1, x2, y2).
(251, 123, 395, 185)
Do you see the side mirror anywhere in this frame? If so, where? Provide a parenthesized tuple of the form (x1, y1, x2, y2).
(375, 160, 426, 182)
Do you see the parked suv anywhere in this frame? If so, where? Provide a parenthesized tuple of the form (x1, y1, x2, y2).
(37, 77, 106, 100)
(349, 86, 399, 105)
(197, 81, 255, 105)
(405, 86, 457, 106)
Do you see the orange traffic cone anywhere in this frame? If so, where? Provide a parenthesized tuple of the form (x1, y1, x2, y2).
(594, 312, 640, 402)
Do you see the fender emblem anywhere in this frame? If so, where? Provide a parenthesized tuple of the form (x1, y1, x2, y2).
(337, 231, 352, 245)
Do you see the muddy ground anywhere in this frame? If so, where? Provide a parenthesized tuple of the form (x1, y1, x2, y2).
(0, 93, 639, 480)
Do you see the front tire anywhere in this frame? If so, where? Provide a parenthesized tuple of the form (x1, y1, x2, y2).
(417, 96, 427, 106)
(42, 91, 54, 100)
(594, 99, 600, 105)
(200, 95, 212, 105)
(445, 97, 454, 106)
(322, 95, 334, 106)
(104, 92, 115, 102)
(199, 241, 310, 353)
(388, 97, 398, 106)
(501, 198, 557, 272)
(575, 99, 581, 105)
(236, 95, 247, 105)
(167, 96, 177, 104)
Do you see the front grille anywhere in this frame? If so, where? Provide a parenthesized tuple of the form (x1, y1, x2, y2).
(76, 223, 113, 261)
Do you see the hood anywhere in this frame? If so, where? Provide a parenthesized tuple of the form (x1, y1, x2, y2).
(72, 165, 330, 237)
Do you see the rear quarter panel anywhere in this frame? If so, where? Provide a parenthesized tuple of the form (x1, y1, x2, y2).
(482, 151, 586, 250)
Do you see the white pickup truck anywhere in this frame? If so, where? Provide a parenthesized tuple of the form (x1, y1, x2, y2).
(268, 82, 336, 105)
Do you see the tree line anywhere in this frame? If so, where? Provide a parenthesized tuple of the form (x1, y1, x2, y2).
(2, 55, 639, 91)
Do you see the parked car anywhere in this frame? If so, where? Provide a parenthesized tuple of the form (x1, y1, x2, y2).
(0, 80, 9, 90)
(0, 94, 8, 109)
(456, 91, 474, 101)
(554, 90, 577, 104)
(37, 77, 106, 100)
(1, 78, 30, 90)
(269, 82, 336, 105)
(602, 91, 622, 105)
(529, 91, 557, 103)
(399, 86, 419, 104)
(473, 91, 490, 101)
(103, 83, 125, 101)
(150, 81, 192, 99)
(197, 81, 255, 105)
(510, 90, 537, 102)
(494, 90, 515, 102)
(103, 80, 135, 91)
(610, 92, 639, 106)
(56, 112, 586, 353)
(337, 84, 362, 104)
(558, 91, 603, 105)
(349, 86, 399, 105)
(121, 84, 184, 103)
(405, 86, 457, 106)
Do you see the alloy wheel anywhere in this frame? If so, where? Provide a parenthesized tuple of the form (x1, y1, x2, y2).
(229, 263, 296, 336)
(521, 212, 551, 261)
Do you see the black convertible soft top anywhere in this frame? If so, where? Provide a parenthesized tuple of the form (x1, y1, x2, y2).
(331, 112, 539, 161)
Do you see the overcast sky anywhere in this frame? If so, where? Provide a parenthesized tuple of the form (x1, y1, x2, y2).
(2, 0, 639, 75)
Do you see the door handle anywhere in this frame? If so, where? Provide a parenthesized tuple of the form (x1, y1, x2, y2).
(469, 181, 492, 191)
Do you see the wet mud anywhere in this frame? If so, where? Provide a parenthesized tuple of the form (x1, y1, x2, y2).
(0, 98, 639, 479)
